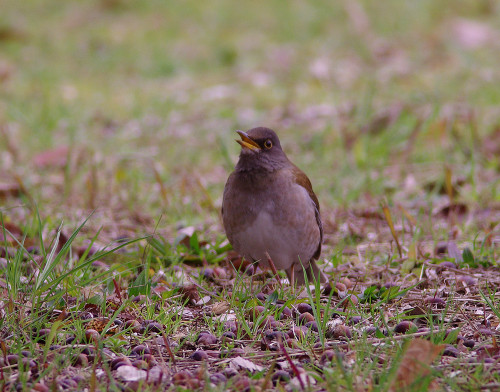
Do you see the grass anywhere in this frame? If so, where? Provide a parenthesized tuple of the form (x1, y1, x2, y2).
(1, 0, 499, 391)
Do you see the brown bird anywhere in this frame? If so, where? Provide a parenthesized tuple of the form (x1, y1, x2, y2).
(222, 127, 326, 285)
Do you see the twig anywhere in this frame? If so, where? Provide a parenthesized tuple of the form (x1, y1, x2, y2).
(161, 329, 177, 368)
(112, 279, 122, 305)
(478, 383, 500, 390)
(260, 359, 276, 390)
(381, 201, 403, 258)
(279, 337, 305, 391)
(152, 162, 168, 206)
(423, 261, 476, 276)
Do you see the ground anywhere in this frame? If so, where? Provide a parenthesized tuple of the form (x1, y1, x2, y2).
(0, 1, 499, 391)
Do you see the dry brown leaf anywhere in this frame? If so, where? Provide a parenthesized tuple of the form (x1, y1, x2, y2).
(0, 183, 21, 198)
(390, 338, 444, 392)
(178, 284, 201, 304)
(435, 202, 468, 218)
(381, 202, 403, 258)
(0, 221, 23, 243)
(86, 317, 118, 335)
(476, 344, 500, 360)
(211, 301, 231, 315)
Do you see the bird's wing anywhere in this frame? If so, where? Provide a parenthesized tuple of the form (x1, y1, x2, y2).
(292, 166, 323, 260)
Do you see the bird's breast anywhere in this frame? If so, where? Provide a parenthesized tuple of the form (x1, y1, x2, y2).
(223, 179, 320, 270)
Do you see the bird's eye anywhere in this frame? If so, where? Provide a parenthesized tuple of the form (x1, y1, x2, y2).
(264, 139, 273, 149)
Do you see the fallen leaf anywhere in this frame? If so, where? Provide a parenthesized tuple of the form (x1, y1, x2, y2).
(211, 301, 231, 315)
(0, 183, 21, 198)
(178, 284, 201, 304)
(174, 226, 196, 247)
(0, 222, 23, 244)
(86, 317, 118, 335)
(213, 312, 236, 323)
(390, 338, 444, 392)
(230, 356, 264, 372)
(195, 295, 212, 306)
(435, 203, 468, 218)
(290, 372, 317, 389)
(168, 305, 194, 319)
(0, 25, 26, 42)
(115, 365, 147, 382)
(476, 344, 500, 360)
(447, 241, 463, 263)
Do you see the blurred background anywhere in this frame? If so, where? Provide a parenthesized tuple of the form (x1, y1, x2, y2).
(1, 0, 499, 240)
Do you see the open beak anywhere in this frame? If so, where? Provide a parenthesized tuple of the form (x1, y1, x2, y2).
(236, 130, 260, 151)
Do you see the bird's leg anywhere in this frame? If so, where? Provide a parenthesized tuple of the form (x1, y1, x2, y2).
(286, 263, 304, 288)
(265, 251, 283, 289)
(290, 264, 295, 287)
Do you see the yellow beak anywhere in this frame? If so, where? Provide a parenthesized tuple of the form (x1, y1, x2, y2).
(236, 130, 260, 151)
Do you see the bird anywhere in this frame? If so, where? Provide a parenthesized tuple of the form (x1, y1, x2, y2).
(222, 127, 326, 285)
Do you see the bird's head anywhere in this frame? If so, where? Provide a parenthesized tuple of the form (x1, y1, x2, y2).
(234, 127, 288, 172)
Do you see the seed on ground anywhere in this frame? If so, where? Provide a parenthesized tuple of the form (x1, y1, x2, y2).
(463, 339, 475, 348)
(36, 329, 51, 343)
(272, 370, 290, 385)
(442, 345, 459, 357)
(256, 293, 266, 301)
(144, 321, 163, 333)
(330, 325, 352, 340)
(132, 359, 149, 369)
(197, 332, 217, 345)
(297, 303, 313, 314)
(248, 306, 265, 321)
(393, 321, 417, 333)
(191, 350, 208, 361)
(110, 357, 132, 370)
(222, 331, 236, 340)
(279, 306, 292, 319)
(124, 320, 141, 332)
(298, 312, 315, 325)
(84, 329, 100, 343)
(72, 354, 89, 367)
(210, 373, 227, 385)
(320, 350, 344, 364)
(131, 344, 151, 356)
(6, 354, 19, 365)
(305, 321, 318, 332)
(223, 367, 238, 378)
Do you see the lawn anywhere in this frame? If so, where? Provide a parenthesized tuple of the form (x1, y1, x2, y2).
(0, 0, 499, 391)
